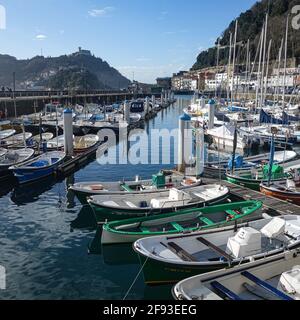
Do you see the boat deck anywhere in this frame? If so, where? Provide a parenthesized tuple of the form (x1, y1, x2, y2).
(202, 177, 300, 216)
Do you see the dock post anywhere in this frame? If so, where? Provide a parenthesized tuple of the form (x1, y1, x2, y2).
(178, 113, 192, 173)
(208, 99, 215, 130)
(195, 127, 205, 177)
(124, 101, 130, 124)
(63, 108, 74, 156)
(145, 97, 150, 117)
(151, 95, 156, 110)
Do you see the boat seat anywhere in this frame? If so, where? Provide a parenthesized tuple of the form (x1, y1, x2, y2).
(199, 217, 214, 226)
(197, 237, 233, 263)
(170, 222, 185, 232)
(241, 271, 293, 301)
(166, 242, 198, 262)
(211, 281, 242, 300)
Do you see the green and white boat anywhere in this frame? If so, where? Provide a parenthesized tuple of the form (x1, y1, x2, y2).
(69, 171, 201, 205)
(88, 184, 230, 222)
(101, 201, 262, 245)
(225, 162, 299, 191)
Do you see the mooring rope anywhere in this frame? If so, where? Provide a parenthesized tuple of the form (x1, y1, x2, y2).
(123, 255, 149, 301)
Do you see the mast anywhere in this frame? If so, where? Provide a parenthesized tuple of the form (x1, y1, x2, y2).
(227, 32, 232, 105)
(215, 38, 220, 99)
(230, 20, 238, 108)
(275, 38, 284, 104)
(255, 24, 264, 112)
(282, 15, 289, 112)
(260, 14, 268, 109)
(264, 39, 272, 103)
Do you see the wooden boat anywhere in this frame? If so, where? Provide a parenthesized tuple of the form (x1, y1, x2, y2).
(205, 150, 297, 178)
(133, 215, 300, 285)
(225, 161, 300, 191)
(88, 184, 230, 222)
(173, 248, 300, 300)
(0, 148, 35, 180)
(260, 178, 300, 205)
(69, 172, 201, 205)
(46, 135, 65, 150)
(9, 151, 66, 184)
(0, 129, 16, 140)
(0, 132, 32, 148)
(101, 201, 262, 245)
(73, 134, 100, 153)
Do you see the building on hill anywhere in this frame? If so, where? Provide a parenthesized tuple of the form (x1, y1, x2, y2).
(72, 47, 92, 57)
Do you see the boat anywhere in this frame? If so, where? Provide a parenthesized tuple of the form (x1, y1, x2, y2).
(0, 148, 35, 180)
(9, 151, 66, 184)
(69, 172, 201, 204)
(207, 124, 248, 151)
(173, 248, 300, 300)
(88, 184, 230, 221)
(260, 175, 300, 205)
(205, 150, 297, 178)
(133, 215, 300, 285)
(226, 163, 300, 191)
(101, 201, 262, 245)
(32, 133, 54, 143)
(0, 132, 33, 148)
(0, 129, 16, 140)
(73, 134, 100, 153)
(46, 135, 65, 150)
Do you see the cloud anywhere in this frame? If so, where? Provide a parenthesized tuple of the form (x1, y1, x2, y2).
(88, 7, 115, 17)
(136, 57, 151, 62)
(35, 34, 47, 40)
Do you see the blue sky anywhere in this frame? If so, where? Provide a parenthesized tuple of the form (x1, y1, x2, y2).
(0, 0, 258, 83)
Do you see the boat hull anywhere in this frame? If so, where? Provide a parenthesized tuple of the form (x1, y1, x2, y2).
(13, 165, 60, 184)
(89, 193, 230, 223)
(260, 184, 300, 205)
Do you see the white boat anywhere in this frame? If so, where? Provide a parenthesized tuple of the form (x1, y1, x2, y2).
(32, 133, 54, 143)
(0, 148, 35, 180)
(207, 124, 247, 150)
(173, 247, 300, 300)
(73, 134, 100, 153)
(0, 129, 16, 140)
(0, 132, 33, 148)
(69, 173, 201, 204)
(88, 184, 230, 221)
(133, 216, 300, 285)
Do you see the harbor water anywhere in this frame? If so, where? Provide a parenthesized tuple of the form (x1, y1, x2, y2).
(0, 96, 261, 300)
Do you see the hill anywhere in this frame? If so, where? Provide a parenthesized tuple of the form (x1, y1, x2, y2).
(192, 0, 300, 70)
(0, 50, 131, 90)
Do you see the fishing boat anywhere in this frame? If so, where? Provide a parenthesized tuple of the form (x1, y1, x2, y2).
(69, 172, 201, 204)
(225, 161, 300, 191)
(133, 215, 300, 285)
(0, 132, 33, 148)
(9, 151, 66, 184)
(46, 135, 65, 150)
(260, 175, 300, 205)
(205, 150, 297, 178)
(0, 148, 35, 180)
(73, 134, 100, 153)
(88, 184, 230, 221)
(0, 129, 16, 140)
(173, 247, 300, 300)
(101, 201, 262, 245)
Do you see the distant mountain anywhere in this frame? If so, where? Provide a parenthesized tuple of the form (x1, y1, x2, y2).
(192, 0, 300, 70)
(0, 49, 131, 90)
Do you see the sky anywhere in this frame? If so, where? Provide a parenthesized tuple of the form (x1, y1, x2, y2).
(0, 0, 258, 83)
